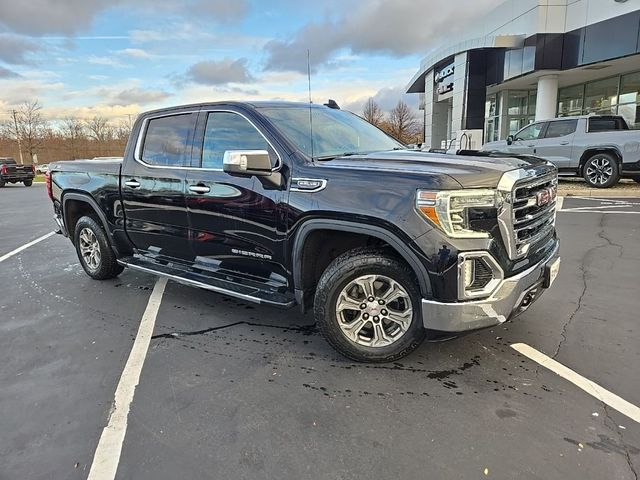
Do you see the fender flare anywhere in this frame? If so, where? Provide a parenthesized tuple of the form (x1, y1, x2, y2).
(291, 219, 432, 298)
(579, 146, 623, 174)
(62, 192, 118, 252)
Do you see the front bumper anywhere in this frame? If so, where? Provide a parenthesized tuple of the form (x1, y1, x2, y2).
(421, 242, 560, 332)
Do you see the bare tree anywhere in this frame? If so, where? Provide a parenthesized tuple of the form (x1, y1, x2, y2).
(4, 100, 48, 162)
(363, 98, 384, 127)
(388, 100, 418, 144)
(114, 115, 135, 142)
(61, 117, 86, 159)
(85, 116, 112, 142)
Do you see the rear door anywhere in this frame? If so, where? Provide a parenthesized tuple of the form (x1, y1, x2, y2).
(535, 119, 578, 169)
(509, 122, 546, 155)
(121, 111, 197, 263)
(185, 109, 289, 280)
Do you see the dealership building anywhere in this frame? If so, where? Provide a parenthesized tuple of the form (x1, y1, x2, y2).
(407, 0, 640, 149)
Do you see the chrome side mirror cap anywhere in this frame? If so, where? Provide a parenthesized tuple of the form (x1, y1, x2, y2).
(223, 150, 272, 177)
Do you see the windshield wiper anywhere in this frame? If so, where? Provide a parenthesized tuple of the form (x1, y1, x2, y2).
(314, 152, 364, 161)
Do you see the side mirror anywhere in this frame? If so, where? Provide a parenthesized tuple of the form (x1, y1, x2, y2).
(506, 135, 514, 145)
(223, 150, 272, 177)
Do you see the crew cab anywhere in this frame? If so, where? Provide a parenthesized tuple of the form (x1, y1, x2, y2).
(47, 101, 560, 362)
(0, 157, 35, 187)
(482, 115, 640, 188)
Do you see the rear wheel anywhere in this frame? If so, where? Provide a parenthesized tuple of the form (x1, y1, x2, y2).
(314, 248, 425, 362)
(23, 180, 33, 187)
(583, 153, 619, 188)
(74, 216, 124, 280)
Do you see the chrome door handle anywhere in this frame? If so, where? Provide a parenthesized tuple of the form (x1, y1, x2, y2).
(124, 179, 140, 189)
(189, 184, 210, 194)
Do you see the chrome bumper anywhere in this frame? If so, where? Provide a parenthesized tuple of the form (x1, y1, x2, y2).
(421, 243, 560, 332)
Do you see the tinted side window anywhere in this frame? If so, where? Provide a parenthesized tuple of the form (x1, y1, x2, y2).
(588, 117, 628, 132)
(544, 119, 577, 138)
(515, 123, 544, 141)
(201, 112, 271, 169)
(141, 113, 196, 167)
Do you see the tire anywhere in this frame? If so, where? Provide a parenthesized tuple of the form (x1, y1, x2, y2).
(74, 216, 124, 280)
(314, 248, 426, 363)
(23, 180, 33, 187)
(0, 179, 4, 188)
(633, 177, 640, 184)
(583, 153, 620, 188)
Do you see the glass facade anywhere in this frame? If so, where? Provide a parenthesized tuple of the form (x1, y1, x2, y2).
(557, 71, 640, 129)
(506, 90, 536, 136)
(484, 94, 500, 142)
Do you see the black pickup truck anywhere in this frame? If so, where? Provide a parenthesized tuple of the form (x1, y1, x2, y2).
(47, 101, 560, 362)
(0, 157, 35, 187)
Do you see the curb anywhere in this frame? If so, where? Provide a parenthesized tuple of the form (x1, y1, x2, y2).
(558, 189, 640, 197)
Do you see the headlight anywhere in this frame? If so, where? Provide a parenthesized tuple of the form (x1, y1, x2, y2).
(416, 189, 497, 238)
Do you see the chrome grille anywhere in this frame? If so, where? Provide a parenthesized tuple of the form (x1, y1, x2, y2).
(497, 166, 558, 260)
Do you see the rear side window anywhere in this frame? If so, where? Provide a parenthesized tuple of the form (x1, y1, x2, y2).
(201, 112, 270, 169)
(588, 117, 629, 132)
(141, 113, 197, 167)
(544, 119, 577, 138)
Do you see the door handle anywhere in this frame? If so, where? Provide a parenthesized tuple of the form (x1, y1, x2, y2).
(124, 179, 140, 189)
(189, 184, 210, 194)
(527, 144, 535, 148)
(560, 141, 570, 145)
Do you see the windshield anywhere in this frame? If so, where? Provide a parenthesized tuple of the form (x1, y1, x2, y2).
(258, 106, 404, 159)
(1, 158, 17, 165)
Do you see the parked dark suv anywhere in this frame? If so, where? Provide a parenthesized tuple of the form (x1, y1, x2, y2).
(47, 101, 560, 362)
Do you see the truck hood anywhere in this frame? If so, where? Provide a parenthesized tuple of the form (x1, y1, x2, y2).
(321, 150, 547, 188)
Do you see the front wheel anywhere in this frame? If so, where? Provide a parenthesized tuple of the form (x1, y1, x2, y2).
(74, 216, 124, 280)
(583, 153, 619, 188)
(314, 248, 426, 362)
(23, 180, 33, 187)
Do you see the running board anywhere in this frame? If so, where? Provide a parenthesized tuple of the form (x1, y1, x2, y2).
(118, 256, 296, 308)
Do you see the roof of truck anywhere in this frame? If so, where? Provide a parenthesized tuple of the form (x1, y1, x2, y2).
(139, 100, 337, 117)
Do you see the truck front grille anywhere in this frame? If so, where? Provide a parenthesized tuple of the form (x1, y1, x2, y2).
(512, 172, 557, 257)
(497, 166, 558, 260)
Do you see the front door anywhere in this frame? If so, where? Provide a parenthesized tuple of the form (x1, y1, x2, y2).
(185, 109, 288, 280)
(121, 111, 197, 262)
(509, 122, 546, 155)
(534, 119, 578, 169)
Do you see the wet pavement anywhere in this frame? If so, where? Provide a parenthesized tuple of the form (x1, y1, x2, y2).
(1, 184, 639, 479)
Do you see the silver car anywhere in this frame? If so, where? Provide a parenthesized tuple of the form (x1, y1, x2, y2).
(482, 115, 640, 188)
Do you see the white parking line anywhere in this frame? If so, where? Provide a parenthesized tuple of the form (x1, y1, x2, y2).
(511, 343, 640, 424)
(0, 231, 55, 263)
(87, 277, 168, 480)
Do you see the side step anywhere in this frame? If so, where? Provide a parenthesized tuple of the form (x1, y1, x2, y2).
(118, 256, 296, 308)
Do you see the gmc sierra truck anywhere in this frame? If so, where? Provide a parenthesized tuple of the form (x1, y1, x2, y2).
(47, 101, 560, 362)
(483, 115, 640, 188)
(0, 157, 35, 187)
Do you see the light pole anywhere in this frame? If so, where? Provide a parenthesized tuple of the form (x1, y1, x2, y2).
(11, 109, 24, 165)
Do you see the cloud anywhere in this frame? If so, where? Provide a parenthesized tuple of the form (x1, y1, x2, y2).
(186, 58, 255, 85)
(0, 0, 250, 36)
(265, 0, 503, 73)
(0, 0, 119, 35)
(110, 87, 171, 106)
(344, 85, 419, 114)
(88, 55, 128, 68)
(192, 0, 249, 22)
(0, 66, 19, 78)
(117, 48, 152, 59)
(0, 33, 40, 64)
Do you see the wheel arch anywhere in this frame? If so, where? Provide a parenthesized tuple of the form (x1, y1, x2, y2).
(292, 219, 432, 308)
(578, 147, 622, 175)
(62, 192, 118, 253)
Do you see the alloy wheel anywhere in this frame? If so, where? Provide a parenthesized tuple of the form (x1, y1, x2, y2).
(586, 157, 613, 186)
(79, 227, 101, 270)
(335, 274, 413, 347)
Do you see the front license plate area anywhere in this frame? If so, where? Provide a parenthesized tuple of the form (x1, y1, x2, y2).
(543, 258, 561, 288)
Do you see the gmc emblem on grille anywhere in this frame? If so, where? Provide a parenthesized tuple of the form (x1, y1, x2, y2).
(536, 186, 557, 207)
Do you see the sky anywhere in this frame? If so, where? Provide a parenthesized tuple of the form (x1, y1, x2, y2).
(0, 0, 502, 124)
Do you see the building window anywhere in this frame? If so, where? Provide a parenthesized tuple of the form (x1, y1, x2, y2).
(484, 94, 500, 142)
(584, 76, 619, 115)
(557, 71, 640, 129)
(618, 72, 640, 129)
(558, 85, 584, 117)
(506, 90, 536, 136)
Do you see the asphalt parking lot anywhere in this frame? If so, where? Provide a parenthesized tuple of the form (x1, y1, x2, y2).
(1, 183, 639, 480)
